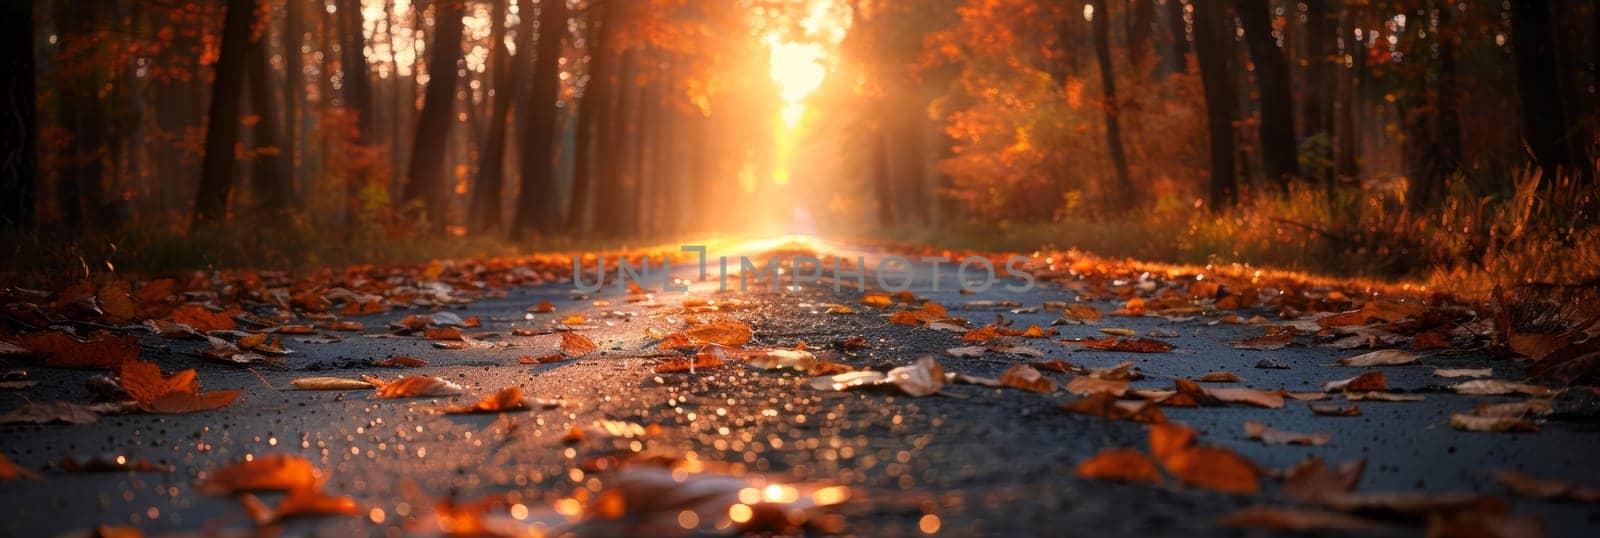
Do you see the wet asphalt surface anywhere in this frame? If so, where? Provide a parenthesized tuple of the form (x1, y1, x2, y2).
(3, 241, 1600, 537)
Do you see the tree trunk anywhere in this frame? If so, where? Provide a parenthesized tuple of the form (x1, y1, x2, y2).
(248, 26, 293, 212)
(0, 0, 35, 229)
(193, 0, 256, 227)
(1236, 0, 1298, 189)
(470, 0, 513, 233)
(1335, 8, 1359, 181)
(511, 0, 568, 238)
(284, 0, 304, 191)
(57, 2, 109, 231)
(1510, 1, 1589, 181)
(1165, 0, 1189, 72)
(1126, 0, 1155, 70)
(592, 48, 635, 237)
(339, 0, 378, 227)
(566, 3, 617, 233)
(873, 112, 895, 227)
(404, 0, 467, 229)
(1091, 0, 1136, 211)
(1302, 0, 1336, 186)
(1192, 0, 1238, 208)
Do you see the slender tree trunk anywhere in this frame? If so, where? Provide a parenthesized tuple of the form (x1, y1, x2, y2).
(470, 0, 512, 233)
(194, 0, 256, 227)
(511, 0, 568, 238)
(566, 3, 617, 233)
(1192, 0, 1237, 208)
(1126, 0, 1155, 70)
(1165, 0, 1189, 72)
(1335, 8, 1359, 181)
(248, 26, 293, 212)
(1091, 0, 1135, 211)
(1409, 1, 1463, 209)
(592, 49, 635, 237)
(285, 0, 304, 190)
(1303, 0, 1336, 186)
(1236, 0, 1298, 189)
(1511, 1, 1589, 181)
(404, 0, 467, 229)
(0, 0, 35, 229)
(873, 113, 895, 227)
(57, 2, 109, 231)
(339, 0, 378, 227)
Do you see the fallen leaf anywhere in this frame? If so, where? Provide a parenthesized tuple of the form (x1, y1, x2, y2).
(1344, 391, 1425, 402)
(424, 327, 464, 341)
(1065, 375, 1129, 396)
(290, 377, 374, 390)
(1206, 387, 1286, 409)
(1473, 399, 1553, 418)
(198, 454, 320, 494)
(1148, 423, 1197, 460)
(1074, 449, 1162, 484)
(1198, 371, 1244, 383)
(0, 453, 41, 480)
(1317, 491, 1505, 519)
(808, 370, 888, 391)
(860, 293, 892, 307)
(1309, 403, 1362, 416)
(0, 400, 112, 425)
(654, 353, 723, 373)
(1161, 446, 1260, 494)
(375, 356, 428, 367)
(1450, 379, 1556, 396)
(998, 364, 1056, 393)
(1338, 349, 1418, 367)
(170, 304, 238, 332)
(19, 331, 139, 369)
(885, 356, 945, 397)
(519, 354, 567, 364)
(1244, 421, 1331, 445)
(439, 387, 532, 414)
(242, 488, 362, 525)
(745, 348, 817, 371)
(1063, 304, 1103, 323)
(1061, 392, 1166, 424)
(560, 332, 600, 356)
(1099, 327, 1136, 336)
(119, 360, 240, 414)
(1434, 368, 1493, 378)
(685, 320, 753, 346)
(1282, 457, 1365, 503)
(1078, 337, 1175, 353)
(1232, 333, 1293, 350)
(1450, 414, 1539, 433)
(1492, 470, 1600, 504)
(364, 375, 465, 398)
(1216, 505, 1382, 532)
(1324, 371, 1388, 392)
(530, 301, 556, 313)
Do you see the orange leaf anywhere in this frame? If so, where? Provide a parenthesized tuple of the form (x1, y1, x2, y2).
(655, 353, 724, 373)
(560, 332, 599, 356)
(424, 327, 464, 341)
(1074, 449, 1162, 484)
(1161, 446, 1260, 494)
(440, 387, 528, 414)
(199, 454, 321, 494)
(530, 301, 556, 313)
(999, 364, 1056, 393)
(519, 354, 567, 364)
(0, 453, 41, 481)
(1078, 336, 1175, 353)
(684, 320, 753, 347)
(366, 375, 464, 398)
(375, 356, 429, 367)
(119, 361, 197, 405)
(20, 331, 139, 369)
(170, 304, 238, 332)
(144, 389, 242, 414)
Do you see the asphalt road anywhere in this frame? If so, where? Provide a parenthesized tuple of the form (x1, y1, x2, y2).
(2, 238, 1598, 536)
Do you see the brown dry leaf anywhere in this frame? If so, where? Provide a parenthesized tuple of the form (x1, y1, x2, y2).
(119, 360, 240, 414)
(1310, 403, 1362, 416)
(1216, 506, 1383, 532)
(808, 370, 888, 391)
(1324, 371, 1389, 392)
(860, 293, 892, 307)
(1434, 368, 1493, 379)
(1161, 446, 1260, 494)
(1099, 327, 1136, 336)
(685, 320, 753, 347)
(1078, 336, 1175, 353)
(1412, 330, 1451, 350)
(0, 401, 106, 425)
(889, 302, 947, 325)
(0, 453, 42, 480)
(290, 377, 374, 390)
(1207, 387, 1286, 409)
(364, 375, 465, 398)
(1282, 457, 1366, 503)
(530, 301, 556, 313)
(1338, 349, 1418, 367)
(1424, 512, 1548, 538)
(654, 353, 723, 373)
(1198, 371, 1244, 383)
(1148, 423, 1197, 461)
(1074, 449, 1162, 484)
(519, 354, 566, 364)
(1061, 392, 1166, 424)
(272, 325, 316, 335)
(1361, 300, 1425, 323)
(1473, 399, 1553, 418)
(424, 327, 464, 341)
(170, 304, 238, 332)
(745, 348, 818, 371)
(1493, 471, 1600, 504)
(560, 331, 600, 356)
(198, 454, 320, 494)
(998, 364, 1056, 393)
(1065, 375, 1129, 396)
(1232, 333, 1293, 350)
(1345, 391, 1425, 402)
(439, 387, 530, 414)
(1451, 379, 1556, 396)
(655, 332, 693, 350)
(1317, 491, 1506, 518)
(886, 356, 945, 397)
(20, 331, 139, 369)
(1243, 421, 1331, 446)
(961, 325, 1001, 342)
(375, 356, 429, 367)
(1063, 304, 1103, 323)
(242, 488, 362, 526)
(1450, 414, 1540, 433)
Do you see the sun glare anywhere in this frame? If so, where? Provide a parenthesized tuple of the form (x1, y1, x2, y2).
(762, 0, 851, 191)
